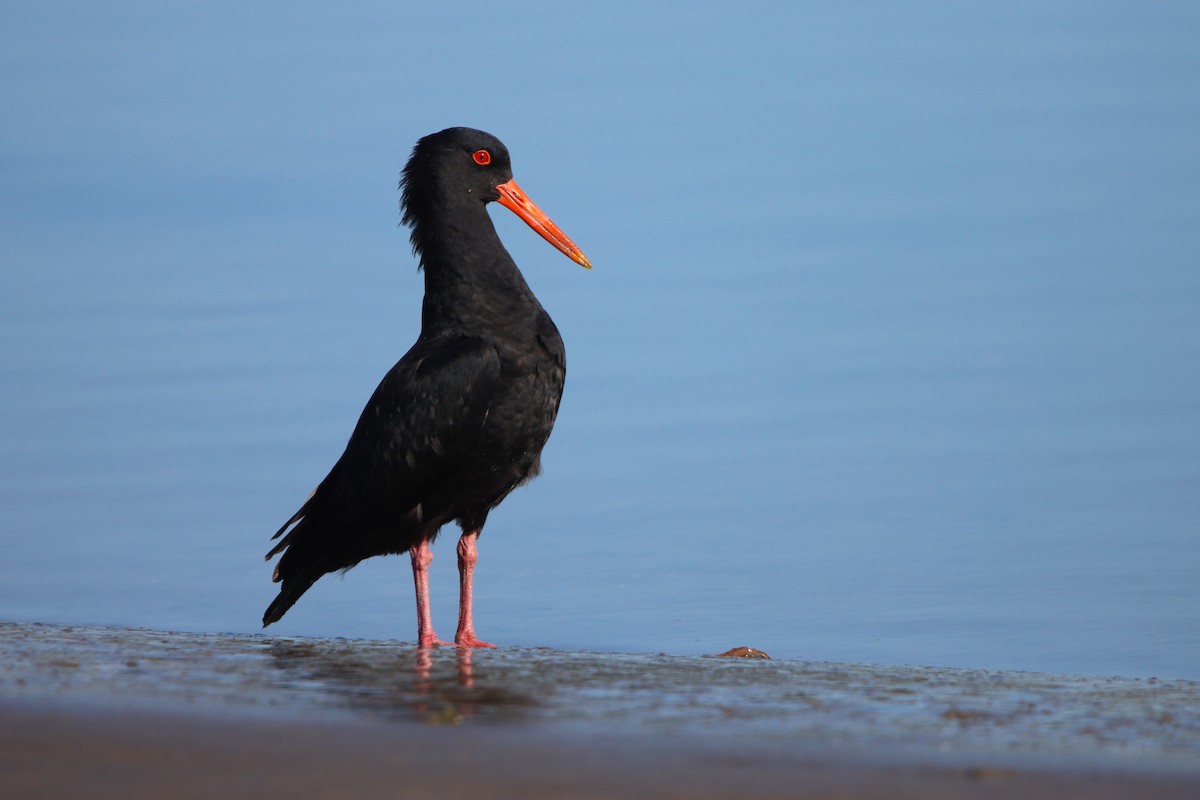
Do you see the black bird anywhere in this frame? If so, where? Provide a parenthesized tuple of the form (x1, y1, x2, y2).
(263, 127, 590, 647)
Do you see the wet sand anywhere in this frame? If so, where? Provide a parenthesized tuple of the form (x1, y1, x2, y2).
(2, 622, 1198, 798)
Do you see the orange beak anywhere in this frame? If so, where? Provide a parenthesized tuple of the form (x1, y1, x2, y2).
(495, 179, 592, 269)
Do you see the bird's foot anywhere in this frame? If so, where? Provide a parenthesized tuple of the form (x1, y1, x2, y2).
(454, 631, 496, 649)
(416, 633, 455, 649)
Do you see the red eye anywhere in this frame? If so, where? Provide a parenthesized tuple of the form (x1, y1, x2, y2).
(472, 149, 491, 166)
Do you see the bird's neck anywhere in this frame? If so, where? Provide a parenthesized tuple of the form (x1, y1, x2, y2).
(412, 201, 542, 335)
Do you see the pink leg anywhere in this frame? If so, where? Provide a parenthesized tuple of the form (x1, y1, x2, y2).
(455, 530, 495, 648)
(410, 540, 452, 648)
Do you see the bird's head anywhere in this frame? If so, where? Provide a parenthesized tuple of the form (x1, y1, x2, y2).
(401, 127, 591, 269)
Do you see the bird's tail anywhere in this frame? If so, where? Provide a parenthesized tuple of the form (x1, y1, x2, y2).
(262, 492, 323, 628)
(262, 577, 316, 627)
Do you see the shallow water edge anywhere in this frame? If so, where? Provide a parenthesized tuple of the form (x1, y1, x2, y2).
(2, 621, 1197, 778)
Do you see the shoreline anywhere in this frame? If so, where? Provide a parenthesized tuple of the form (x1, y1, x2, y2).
(4, 702, 1197, 800)
(2, 621, 1197, 797)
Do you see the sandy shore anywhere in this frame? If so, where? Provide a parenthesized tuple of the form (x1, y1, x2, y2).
(2, 622, 1197, 798)
(5, 702, 1199, 800)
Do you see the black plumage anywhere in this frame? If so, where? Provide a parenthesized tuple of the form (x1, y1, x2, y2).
(262, 127, 590, 647)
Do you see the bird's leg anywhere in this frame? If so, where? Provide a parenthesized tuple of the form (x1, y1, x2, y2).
(455, 530, 495, 648)
(410, 540, 452, 648)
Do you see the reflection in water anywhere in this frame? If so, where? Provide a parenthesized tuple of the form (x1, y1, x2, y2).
(4, 623, 1198, 771)
(267, 640, 536, 724)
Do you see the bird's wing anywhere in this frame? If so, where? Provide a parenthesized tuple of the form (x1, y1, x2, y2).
(268, 334, 503, 557)
(344, 333, 504, 504)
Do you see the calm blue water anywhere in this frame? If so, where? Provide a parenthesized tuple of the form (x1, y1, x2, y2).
(2, 3, 1198, 680)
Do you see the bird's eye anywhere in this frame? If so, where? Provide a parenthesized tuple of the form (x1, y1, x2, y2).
(472, 150, 491, 166)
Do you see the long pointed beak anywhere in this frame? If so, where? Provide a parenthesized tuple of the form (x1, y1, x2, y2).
(495, 179, 592, 269)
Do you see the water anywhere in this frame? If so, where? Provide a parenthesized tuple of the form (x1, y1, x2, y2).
(1, 4, 1198, 679)
(7, 622, 1200, 773)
